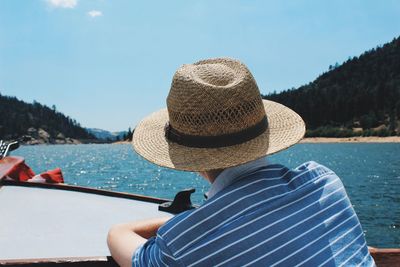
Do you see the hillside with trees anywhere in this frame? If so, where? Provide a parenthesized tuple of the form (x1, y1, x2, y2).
(263, 36, 400, 137)
(0, 94, 97, 144)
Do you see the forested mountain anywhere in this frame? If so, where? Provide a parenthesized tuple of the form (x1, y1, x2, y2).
(263, 36, 400, 137)
(0, 94, 96, 144)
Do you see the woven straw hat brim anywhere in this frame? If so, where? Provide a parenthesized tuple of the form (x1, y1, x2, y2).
(132, 99, 305, 172)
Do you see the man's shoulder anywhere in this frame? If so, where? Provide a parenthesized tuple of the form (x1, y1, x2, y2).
(247, 160, 335, 178)
(291, 161, 334, 175)
(286, 161, 338, 184)
(246, 160, 338, 188)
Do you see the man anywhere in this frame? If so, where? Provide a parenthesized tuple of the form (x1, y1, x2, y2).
(108, 58, 375, 266)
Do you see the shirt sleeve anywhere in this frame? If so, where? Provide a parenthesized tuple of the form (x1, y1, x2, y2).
(132, 236, 179, 267)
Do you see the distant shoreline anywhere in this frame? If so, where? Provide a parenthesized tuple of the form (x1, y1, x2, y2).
(113, 140, 131, 144)
(15, 137, 400, 145)
(115, 137, 400, 144)
(300, 136, 400, 143)
(114, 137, 400, 144)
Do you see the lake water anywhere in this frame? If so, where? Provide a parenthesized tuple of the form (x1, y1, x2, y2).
(13, 143, 400, 248)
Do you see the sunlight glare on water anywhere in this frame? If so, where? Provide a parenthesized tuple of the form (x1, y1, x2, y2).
(14, 143, 400, 248)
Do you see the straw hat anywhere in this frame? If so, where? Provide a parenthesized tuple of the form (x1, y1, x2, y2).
(132, 58, 305, 171)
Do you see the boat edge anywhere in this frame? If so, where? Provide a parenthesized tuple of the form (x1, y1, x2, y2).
(0, 180, 170, 204)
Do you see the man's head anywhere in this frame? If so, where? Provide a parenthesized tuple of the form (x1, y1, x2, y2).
(132, 58, 305, 171)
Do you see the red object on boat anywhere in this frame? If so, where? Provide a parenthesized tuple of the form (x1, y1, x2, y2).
(39, 168, 64, 183)
(5, 157, 35, 181)
(0, 156, 64, 183)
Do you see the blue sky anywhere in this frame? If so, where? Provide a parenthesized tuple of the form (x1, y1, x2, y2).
(1, 0, 399, 132)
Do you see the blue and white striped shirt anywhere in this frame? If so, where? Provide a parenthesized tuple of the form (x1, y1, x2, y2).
(133, 160, 375, 266)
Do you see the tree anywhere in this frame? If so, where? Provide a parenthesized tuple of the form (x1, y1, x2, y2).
(389, 108, 397, 133)
(127, 127, 133, 141)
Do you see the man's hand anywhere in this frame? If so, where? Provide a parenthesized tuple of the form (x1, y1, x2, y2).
(107, 216, 171, 267)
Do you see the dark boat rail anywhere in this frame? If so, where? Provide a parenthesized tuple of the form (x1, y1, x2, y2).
(1, 179, 196, 214)
(0, 256, 117, 266)
(0, 179, 170, 204)
(1, 248, 399, 266)
(369, 247, 400, 266)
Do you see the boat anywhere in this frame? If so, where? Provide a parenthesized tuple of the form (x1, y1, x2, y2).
(0, 144, 399, 266)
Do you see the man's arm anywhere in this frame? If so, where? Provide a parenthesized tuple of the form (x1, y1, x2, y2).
(107, 217, 171, 267)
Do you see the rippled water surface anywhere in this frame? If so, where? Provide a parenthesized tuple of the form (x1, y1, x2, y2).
(14, 143, 400, 247)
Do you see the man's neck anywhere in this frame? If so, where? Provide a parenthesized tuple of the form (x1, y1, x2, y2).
(199, 169, 223, 184)
(204, 157, 269, 199)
